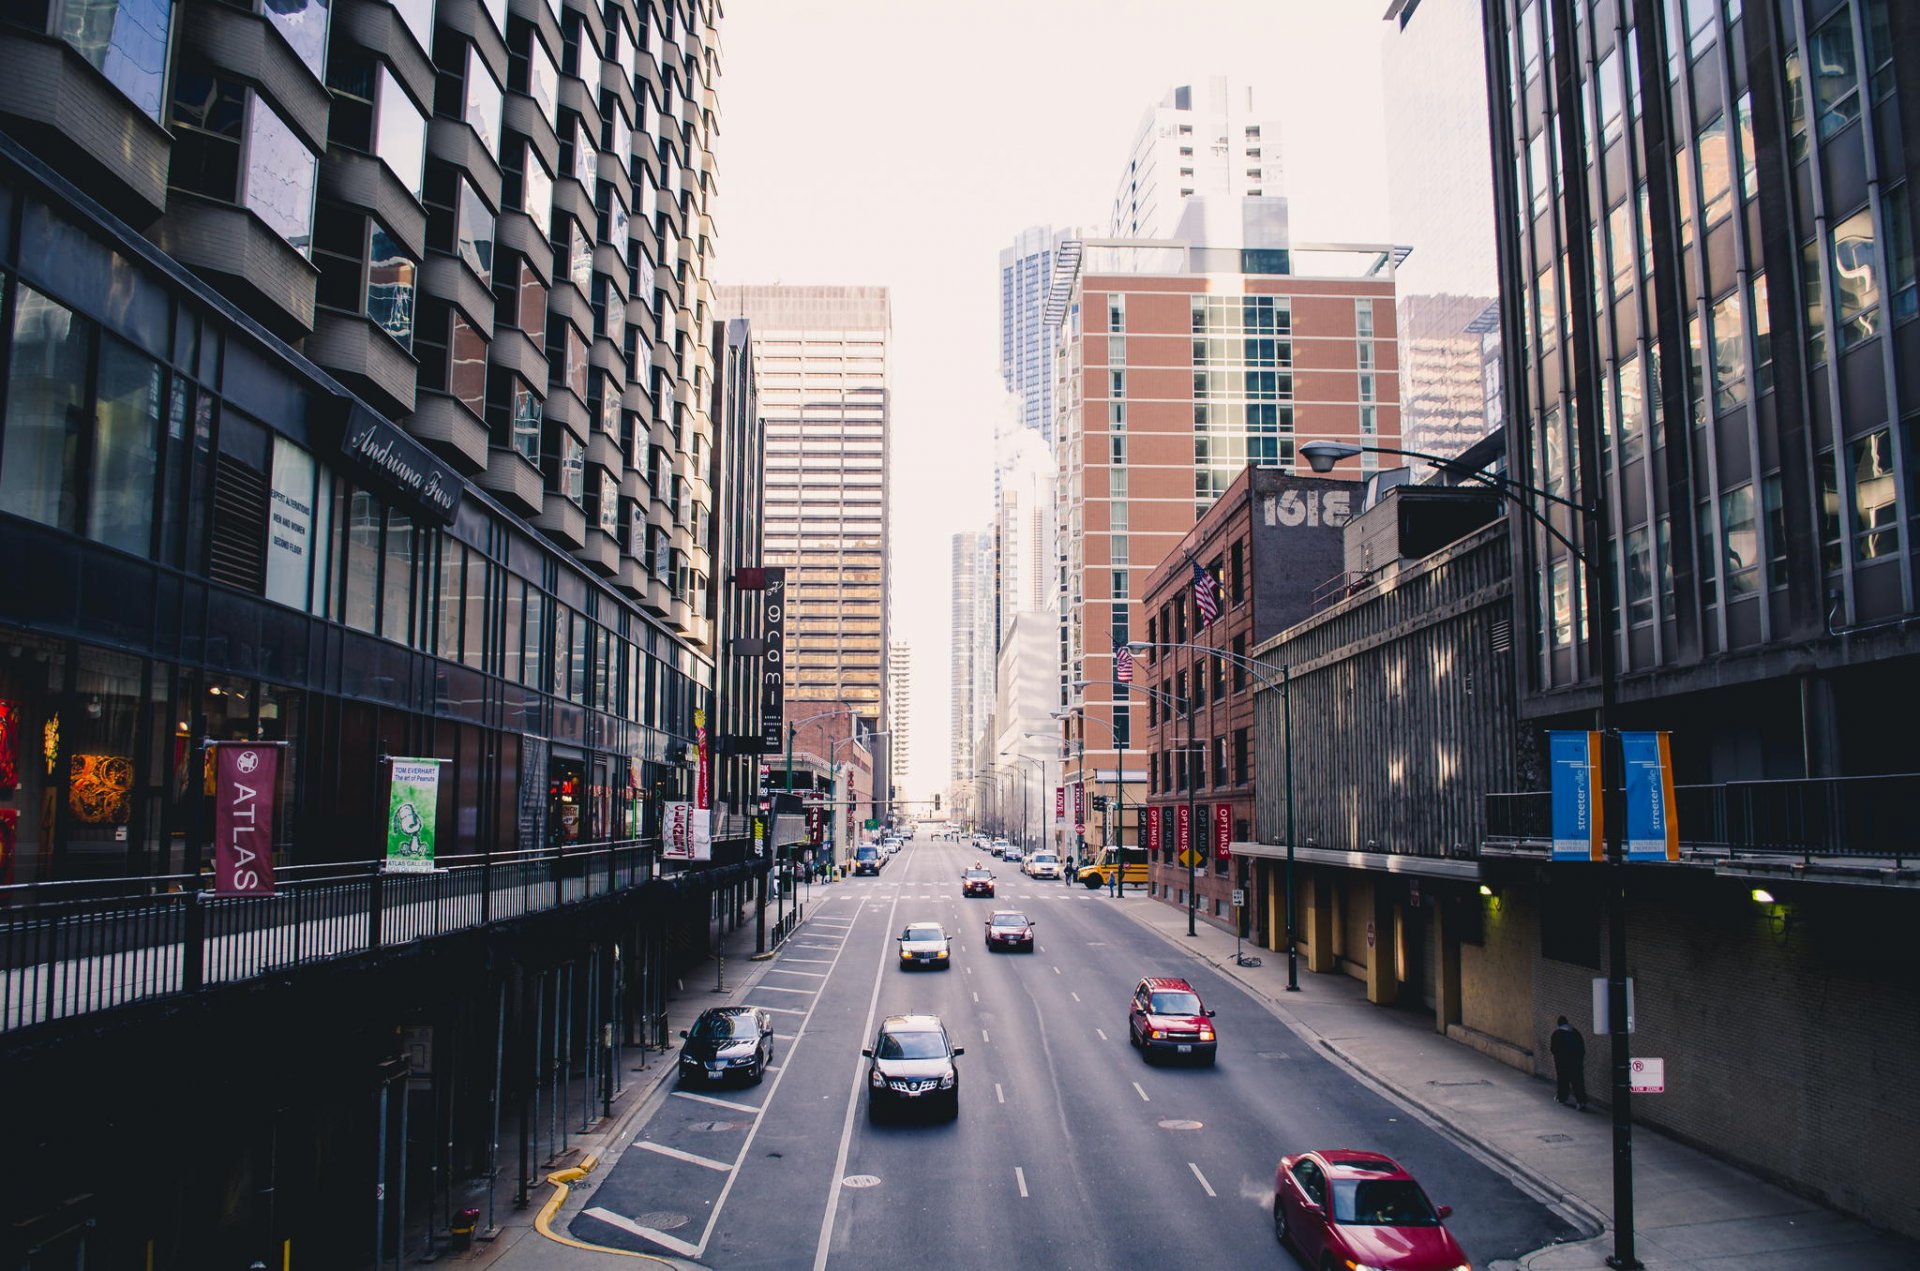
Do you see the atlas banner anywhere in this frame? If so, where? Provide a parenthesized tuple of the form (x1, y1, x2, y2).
(1176, 803, 1192, 856)
(385, 758, 443, 873)
(1147, 805, 1163, 852)
(663, 801, 712, 861)
(1074, 783, 1084, 822)
(694, 708, 710, 810)
(758, 567, 788, 752)
(1214, 803, 1232, 860)
(213, 742, 280, 895)
(1621, 731, 1680, 861)
(1054, 786, 1065, 818)
(1549, 730, 1605, 861)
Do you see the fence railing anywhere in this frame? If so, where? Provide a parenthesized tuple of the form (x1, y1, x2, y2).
(1485, 773, 1919, 866)
(0, 839, 756, 1035)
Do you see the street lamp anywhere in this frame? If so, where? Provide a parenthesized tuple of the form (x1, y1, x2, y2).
(1071, 677, 1192, 915)
(777, 706, 857, 941)
(1302, 433, 1638, 1267)
(1125, 642, 1295, 983)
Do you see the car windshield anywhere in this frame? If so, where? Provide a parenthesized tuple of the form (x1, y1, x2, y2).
(690, 1013, 749, 1040)
(990, 914, 1028, 928)
(1031, 854, 1056, 863)
(877, 1031, 948, 1060)
(1331, 1179, 1440, 1227)
(1148, 991, 1203, 1015)
(902, 926, 944, 940)
(965, 870, 992, 880)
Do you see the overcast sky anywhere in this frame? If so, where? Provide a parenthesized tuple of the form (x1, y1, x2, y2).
(713, 0, 1395, 804)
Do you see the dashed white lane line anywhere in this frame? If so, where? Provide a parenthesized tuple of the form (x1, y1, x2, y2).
(982, 1029, 990, 1044)
(1051, 965, 1061, 975)
(671, 1090, 761, 1113)
(583, 1208, 700, 1257)
(972, 991, 979, 1003)
(1095, 1028, 1108, 1041)
(1071, 992, 1081, 1002)
(1133, 1082, 1150, 1102)
(1189, 1162, 1217, 1197)
(637, 1140, 733, 1172)
(1015, 1166, 1029, 1198)
(995, 1083, 1005, 1103)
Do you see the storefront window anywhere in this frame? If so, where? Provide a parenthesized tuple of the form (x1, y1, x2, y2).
(382, 508, 415, 643)
(87, 336, 164, 556)
(344, 488, 380, 633)
(1, 284, 89, 534)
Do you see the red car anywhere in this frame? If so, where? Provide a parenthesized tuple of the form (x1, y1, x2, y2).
(1126, 976, 1216, 1065)
(1272, 1149, 1470, 1271)
(983, 910, 1033, 951)
(961, 866, 995, 898)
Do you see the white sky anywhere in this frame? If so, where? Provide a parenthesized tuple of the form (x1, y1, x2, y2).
(713, 0, 1395, 805)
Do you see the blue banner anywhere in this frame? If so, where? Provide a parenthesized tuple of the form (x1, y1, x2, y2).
(1620, 731, 1678, 861)
(1549, 731, 1603, 861)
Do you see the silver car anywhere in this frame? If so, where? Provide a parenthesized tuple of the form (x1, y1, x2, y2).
(896, 921, 952, 970)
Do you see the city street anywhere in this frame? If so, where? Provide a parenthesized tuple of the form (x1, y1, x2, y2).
(550, 840, 1573, 1268)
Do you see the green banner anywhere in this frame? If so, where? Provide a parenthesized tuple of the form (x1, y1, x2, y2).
(385, 758, 443, 872)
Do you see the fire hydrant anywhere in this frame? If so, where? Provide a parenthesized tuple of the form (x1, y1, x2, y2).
(451, 1207, 481, 1250)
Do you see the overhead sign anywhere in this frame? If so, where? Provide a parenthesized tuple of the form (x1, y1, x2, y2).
(1629, 1057, 1665, 1093)
(759, 568, 787, 752)
(339, 403, 460, 525)
(1620, 731, 1679, 861)
(1549, 730, 1604, 861)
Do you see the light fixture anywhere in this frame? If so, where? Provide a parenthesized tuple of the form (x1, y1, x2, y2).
(1478, 884, 1495, 897)
(1750, 888, 1775, 904)
(85, 695, 102, 720)
(1299, 440, 1363, 473)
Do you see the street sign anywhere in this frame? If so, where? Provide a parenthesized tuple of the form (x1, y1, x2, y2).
(1231, 888, 1245, 907)
(1629, 1057, 1665, 1093)
(1178, 847, 1201, 869)
(1075, 822, 1085, 835)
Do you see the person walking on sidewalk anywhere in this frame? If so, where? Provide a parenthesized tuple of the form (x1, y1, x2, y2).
(1550, 1015, 1589, 1111)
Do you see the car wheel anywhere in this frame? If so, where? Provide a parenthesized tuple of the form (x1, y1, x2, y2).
(1273, 1196, 1289, 1246)
(752, 1058, 765, 1084)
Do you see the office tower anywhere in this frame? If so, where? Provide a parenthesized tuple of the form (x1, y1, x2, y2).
(717, 286, 892, 744)
(0, 0, 726, 878)
(995, 415, 1058, 638)
(950, 530, 982, 814)
(1001, 225, 1065, 444)
(711, 317, 766, 825)
(1109, 78, 1288, 241)
(887, 639, 911, 807)
(1383, 0, 1505, 461)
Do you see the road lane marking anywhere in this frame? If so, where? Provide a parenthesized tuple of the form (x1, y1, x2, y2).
(1189, 1163, 1216, 1197)
(766, 968, 828, 979)
(744, 1004, 808, 1015)
(1133, 1082, 1150, 1102)
(1096, 1029, 1108, 1041)
(995, 1083, 1005, 1103)
(1015, 1166, 1028, 1198)
(1036, 945, 1044, 953)
(981, 1029, 990, 1043)
(1052, 965, 1061, 975)
(752, 985, 817, 995)
(582, 1207, 700, 1257)
(636, 1140, 732, 1172)
(1071, 992, 1081, 1002)
(972, 991, 979, 1003)
(671, 1091, 761, 1113)
(781, 957, 836, 965)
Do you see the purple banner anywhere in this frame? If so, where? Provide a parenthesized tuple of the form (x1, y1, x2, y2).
(214, 743, 279, 896)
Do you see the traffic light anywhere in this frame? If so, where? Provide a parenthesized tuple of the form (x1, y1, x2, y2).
(934, 793, 942, 811)
(1090, 794, 1108, 811)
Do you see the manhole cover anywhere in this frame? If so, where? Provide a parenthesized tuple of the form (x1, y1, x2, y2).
(841, 1174, 882, 1189)
(635, 1212, 690, 1231)
(687, 1120, 741, 1132)
(1158, 1119, 1204, 1130)
(1538, 1133, 1574, 1143)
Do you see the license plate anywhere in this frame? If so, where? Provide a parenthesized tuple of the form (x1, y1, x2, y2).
(708, 1070, 724, 1079)
(1176, 1044, 1192, 1054)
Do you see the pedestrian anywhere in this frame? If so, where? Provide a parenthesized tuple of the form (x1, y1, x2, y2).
(1550, 1015, 1589, 1111)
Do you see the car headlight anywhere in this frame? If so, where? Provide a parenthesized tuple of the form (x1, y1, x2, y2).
(933, 950, 948, 959)
(1199, 1029, 1215, 1042)
(869, 1068, 886, 1088)
(938, 1072, 955, 1089)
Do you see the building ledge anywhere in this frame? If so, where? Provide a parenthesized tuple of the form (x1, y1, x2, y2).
(148, 193, 318, 341)
(0, 33, 171, 225)
(478, 447, 542, 517)
(408, 391, 489, 474)
(309, 309, 418, 418)
(1232, 838, 1482, 881)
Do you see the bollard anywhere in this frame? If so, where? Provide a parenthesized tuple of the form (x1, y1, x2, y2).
(715, 954, 726, 993)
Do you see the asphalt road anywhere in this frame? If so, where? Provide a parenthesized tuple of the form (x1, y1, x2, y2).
(570, 839, 1573, 1268)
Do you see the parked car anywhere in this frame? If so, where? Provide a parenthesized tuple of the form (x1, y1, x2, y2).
(1272, 1149, 1470, 1270)
(1024, 852, 1061, 879)
(990, 838, 1013, 858)
(983, 910, 1034, 952)
(1126, 975, 1217, 1065)
(897, 921, 952, 970)
(678, 1007, 774, 1086)
(863, 1014, 963, 1121)
(961, 866, 996, 898)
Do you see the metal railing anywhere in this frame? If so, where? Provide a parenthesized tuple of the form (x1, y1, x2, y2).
(1486, 773, 1920, 866)
(0, 839, 683, 1034)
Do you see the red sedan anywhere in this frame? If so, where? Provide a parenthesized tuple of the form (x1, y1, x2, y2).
(1272, 1150, 1470, 1271)
(961, 867, 996, 898)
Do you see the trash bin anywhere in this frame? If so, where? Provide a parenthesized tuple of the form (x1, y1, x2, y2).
(451, 1207, 481, 1250)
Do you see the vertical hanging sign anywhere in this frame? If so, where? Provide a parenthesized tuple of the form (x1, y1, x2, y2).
(756, 568, 787, 752)
(385, 758, 445, 872)
(213, 742, 282, 895)
(1176, 804, 1192, 857)
(1214, 803, 1232, 860)
(1620, 731, 1679, 861)
(1074, 782, 1084, 823)
(1549, 731, 1605, 861)
(694, 708, 711, 810)
(1147, 805, 1163, 853)
(1054, 786, 1066, 819)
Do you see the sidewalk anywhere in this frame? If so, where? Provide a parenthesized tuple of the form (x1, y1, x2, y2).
(1118, 892, 1919, 1270)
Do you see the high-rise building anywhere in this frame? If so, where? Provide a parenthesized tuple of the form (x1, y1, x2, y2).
(0, 0, 727, 879)
(949, 530, 981, 814)
(887, 639, 911, 807)
(1109, 78, 1288, 242)
(710, 318, 766, 829)
(995, 417, 1058, 638)
(1382, 0, 1504, 461)
(717, 286, 892, 749)
(1001, 226, 1065, 443)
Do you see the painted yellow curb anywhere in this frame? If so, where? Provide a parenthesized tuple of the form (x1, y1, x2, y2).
(533, 1152, 679, 1264)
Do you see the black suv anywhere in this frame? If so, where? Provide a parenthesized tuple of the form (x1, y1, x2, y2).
(863, 1014, 963, 1121)
(678, 1006, 775, 1085)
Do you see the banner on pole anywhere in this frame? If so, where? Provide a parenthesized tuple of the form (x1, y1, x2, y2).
(663, 801, 712, 861)
(1549, 731, 1604, 861)
(695, 708, 711, 810)
(1214, 803, 1232, 860)
(1074, 783, 1084, 822)
(1620, 731, 1679, 861)
(1147, 805, 1163, 852)
(1176, 804, 1192, 855)
(213, 742, 280, 895)
(385, 758, 444, 873)
(1054, 786, 1065, 818)
(758, 568, 787, 752)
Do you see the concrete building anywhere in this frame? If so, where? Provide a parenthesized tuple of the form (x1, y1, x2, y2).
(1109, 78, 1288, 242)
(710, 317, 767, 836)
(887, 639, 910, 811)
(1000, 225, 1065, 444)
(716, 286, 892, 762)
(949, 529, 983, 820)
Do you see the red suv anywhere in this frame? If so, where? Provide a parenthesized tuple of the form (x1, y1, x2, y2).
(1272, 1149, 1470, 1270)
(1127, 976, 1216, 1065)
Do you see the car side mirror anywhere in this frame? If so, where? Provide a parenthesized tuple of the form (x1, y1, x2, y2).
(1206, 1008, 1216, 1017)
(1436, 1204, 1452, 1220)
(678, 1030, 689, 1039)
(952, 1046, 965, 1057)
(861, 1048, 874, 1058)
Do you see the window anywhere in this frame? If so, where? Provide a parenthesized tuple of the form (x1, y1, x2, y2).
(170, 76, 319, 255)
(427, 171, 494, 286)
(315, 211, 417, 349)
(435, 43, 503, 159)
(328, 55, 427, 197)
(1762, 474, 1788, 588)
(55, 0, 173, 120)
(1817, 450, 1843, 571)
(1803, 238, 1829, 365)
(1597, 46, 1622, 146)
(1710, 291, 1745, 411)
(1625, 526, 1653, 625)
(1851, 430, 1898, 559)
(1355, 298, 1374, 338)
(510, 23, 559, 126)
(1697, 115, 1730, 229)
(1617, 352, 1644, 461)
(1520, 0, 1540, 83)
(1682, 0, 1716, 58)
(416, 301, 486, 417)
(495, 254, 547, 345)
(1735, 93, 1757, 203)
(1810, 8, 1861, 140)
(1550, 559, 1572, 646)
(505, 139, 554, 225)
(381, 508, 414, 642)
(1831, 208, 1881, 348)
(1608, 201, 1633, 296)
(1720, 484, 1759, 596)
(342, 489, 379, 631)
(1750, 271, 1774, 394)
(1886, 184, 1918, 322)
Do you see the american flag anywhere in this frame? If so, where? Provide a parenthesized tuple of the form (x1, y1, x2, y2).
(1193, 559, 1221, 625)
(1115, 645, 1135, 683)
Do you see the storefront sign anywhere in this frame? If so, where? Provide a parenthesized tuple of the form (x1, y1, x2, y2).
(694, 708, 710, 811)
(339, 404, 461, 526)
(213, 742, 280, 896)
(759, 568, 787, 752)
(663, 801, 711, 861)
(1621, 731, 1679, 861)
(265, 440, 316, 609)
(1549, 730, 1604, 861)
(1214, 803, 1232, 859)
(384, 758, 443, 872)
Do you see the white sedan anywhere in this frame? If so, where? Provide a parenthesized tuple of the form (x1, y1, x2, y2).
(1024, 853, 1061, 879)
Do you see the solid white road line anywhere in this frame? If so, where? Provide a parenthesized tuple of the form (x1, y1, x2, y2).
(671, 1091, 760, 1113)
(781, 957, 836, 965)
(636, 1140, 732, 1172)
(1015, 1166, 1029, 1198)
(1133, 1082, 1150, 1102)
(1189, 1162, 1217, 1197)
(582, 1207, 701, 1257)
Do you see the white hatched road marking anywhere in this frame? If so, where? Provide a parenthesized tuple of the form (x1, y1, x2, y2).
(583, 1207, 701, 1257)
(995, 1083, 1005, 1103)
(636, 1140, 732, 1172)
(671, 1091, 760, 1113)
(1095, 1028, 1108, 1041)
(1015, 1166, 1029, 1198)
(753, 984, 817, 995)
(745, 1004, 807, 1015)
(1189, 1162, 1217, 1197)
(1133, 1082, 1150, 1102)
(766, 968, 828, 979)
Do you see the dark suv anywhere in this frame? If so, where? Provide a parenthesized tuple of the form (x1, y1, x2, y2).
(1127, 976, 1217, 1065)
(853, 845, 884, 876)
(862, 1014, 963, 1121)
